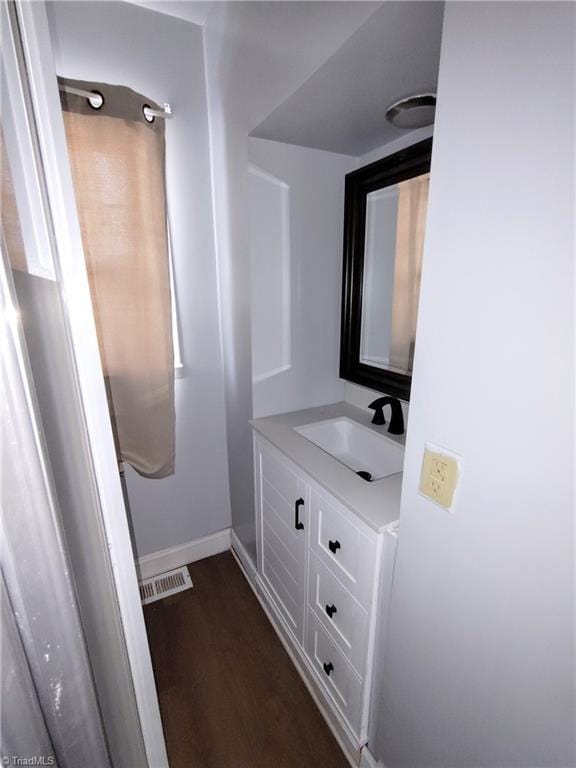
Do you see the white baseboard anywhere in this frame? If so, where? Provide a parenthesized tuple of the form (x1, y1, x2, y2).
(136, 528, 231, 580)
(360, 745, 383, 767)
(230, 529, 257, 584)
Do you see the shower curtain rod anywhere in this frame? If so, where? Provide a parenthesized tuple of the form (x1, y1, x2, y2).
(58, 83, 173, 121)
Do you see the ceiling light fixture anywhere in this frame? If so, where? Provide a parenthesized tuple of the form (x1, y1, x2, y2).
(385, 93, 437, 129)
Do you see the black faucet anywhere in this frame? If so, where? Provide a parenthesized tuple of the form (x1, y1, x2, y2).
(368, 396, 405, 435)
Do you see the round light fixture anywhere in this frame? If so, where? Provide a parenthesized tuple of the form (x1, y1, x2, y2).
(385, 93, 436, 129)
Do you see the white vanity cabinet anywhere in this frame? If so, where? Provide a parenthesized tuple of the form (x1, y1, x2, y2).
(253, 431, 399, 757)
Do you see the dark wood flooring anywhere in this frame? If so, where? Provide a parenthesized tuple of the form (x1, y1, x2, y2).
(144, 551, 350, 768)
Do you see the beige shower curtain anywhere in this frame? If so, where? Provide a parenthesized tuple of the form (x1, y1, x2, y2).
(389, 173, 429, 373)
(60, 78, 174, 478)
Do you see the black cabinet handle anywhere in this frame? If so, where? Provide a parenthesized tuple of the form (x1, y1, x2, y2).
(328, 539, 341, 554)
(294, 498, 304, 531)
(325, 604, 337, 619)
(323, 662, 334, 677)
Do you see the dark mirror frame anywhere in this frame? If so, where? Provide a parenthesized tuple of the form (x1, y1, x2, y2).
(339, 137, 432, 401)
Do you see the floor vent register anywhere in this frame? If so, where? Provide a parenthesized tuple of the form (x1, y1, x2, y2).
(139, 566, 193, 605)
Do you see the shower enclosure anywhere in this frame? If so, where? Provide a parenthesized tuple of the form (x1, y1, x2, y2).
(1, 2, 167, 765)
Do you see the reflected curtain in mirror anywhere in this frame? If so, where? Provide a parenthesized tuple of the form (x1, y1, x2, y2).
(59, 78, 174, 478)
(390, 173, 429, 372)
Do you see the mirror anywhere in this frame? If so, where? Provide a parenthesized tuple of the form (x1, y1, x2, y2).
(340, 138, 432, 400)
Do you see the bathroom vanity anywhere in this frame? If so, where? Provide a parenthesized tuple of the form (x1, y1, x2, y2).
(250, 402, 403, 762)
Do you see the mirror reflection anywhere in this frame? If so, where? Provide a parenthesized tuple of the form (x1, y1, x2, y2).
(360, 172, 429, 375)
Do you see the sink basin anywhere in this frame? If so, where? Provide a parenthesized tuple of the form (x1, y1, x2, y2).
(294, 417, 404, 480)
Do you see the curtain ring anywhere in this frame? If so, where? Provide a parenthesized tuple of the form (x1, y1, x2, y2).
(142, 104, 155, 124)
(87, 90, 104, 110)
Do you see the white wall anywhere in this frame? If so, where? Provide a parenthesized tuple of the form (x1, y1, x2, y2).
(245, 129, 433, 425)
(248, 138, 355, 418)
(203, 2, 380, 561)
(247, 132, 419, 426)
(249, 162, 291, 387)
(374, 3, 575, 766)
(48, 1, 231, 558)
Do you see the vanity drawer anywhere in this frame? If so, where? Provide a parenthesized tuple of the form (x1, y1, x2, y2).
(310, 489, 377, 609)
(305, 611, 363, 735)
(308, 552, 369, 675)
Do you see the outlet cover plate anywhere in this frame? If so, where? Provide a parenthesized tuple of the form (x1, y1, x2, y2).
(419, 444, 461, 510)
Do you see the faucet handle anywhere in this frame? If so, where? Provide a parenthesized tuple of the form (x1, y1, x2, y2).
(368, 399, 386, 425)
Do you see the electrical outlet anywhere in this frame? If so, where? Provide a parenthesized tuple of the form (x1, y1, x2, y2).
(429, 476, 443, 498)
(431, 458, 447, 481)
(420, 447, 460, 509)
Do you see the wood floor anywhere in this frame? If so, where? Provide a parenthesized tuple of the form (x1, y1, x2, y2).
(144, 551, 350, 768)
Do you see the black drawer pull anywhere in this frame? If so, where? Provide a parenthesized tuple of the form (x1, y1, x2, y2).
(328, 539, 341, 554)
(325, 604, 337, 619)
(294, 498, 304, 531)
(323, 662, 334, 677)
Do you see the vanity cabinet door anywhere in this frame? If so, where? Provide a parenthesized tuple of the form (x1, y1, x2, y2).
(255, 438, 308, 644)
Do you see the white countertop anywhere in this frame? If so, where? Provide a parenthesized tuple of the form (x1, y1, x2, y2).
(250, 402, 403, 533)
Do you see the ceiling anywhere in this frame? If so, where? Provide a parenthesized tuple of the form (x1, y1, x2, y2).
(251, 2, 444, 157)
(124, 1, 213, 27)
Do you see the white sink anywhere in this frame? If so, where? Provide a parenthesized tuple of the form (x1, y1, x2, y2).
(294, 417, 404, 481)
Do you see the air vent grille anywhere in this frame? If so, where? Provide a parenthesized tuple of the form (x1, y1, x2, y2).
(139, 566, 193, 605)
